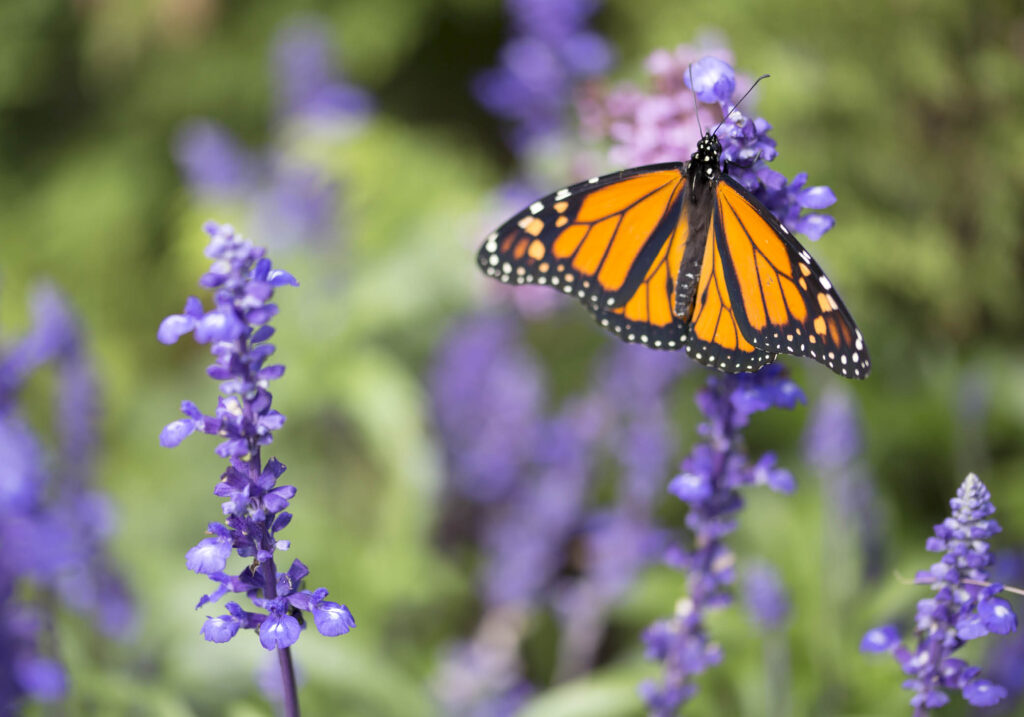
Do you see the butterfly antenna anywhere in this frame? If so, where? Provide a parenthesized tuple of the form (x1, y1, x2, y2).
(713, 73, 770, 135)
(688, 64, 704, 136)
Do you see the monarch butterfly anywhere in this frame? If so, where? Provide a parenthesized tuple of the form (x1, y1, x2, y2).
(476, 131, 869, 379)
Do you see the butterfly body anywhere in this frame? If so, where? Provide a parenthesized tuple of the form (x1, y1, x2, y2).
(676, 133, 723, 321)
(477, 131, 869, 378)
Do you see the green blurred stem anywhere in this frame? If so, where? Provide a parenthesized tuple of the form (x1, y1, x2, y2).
(764, 631, 791, 717)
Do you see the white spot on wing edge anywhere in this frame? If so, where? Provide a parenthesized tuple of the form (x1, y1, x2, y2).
(819, 276, 832, 290)
(554, 188, 571, 200)
(588, 176, 599, 184)
(529, 201, 544, 215)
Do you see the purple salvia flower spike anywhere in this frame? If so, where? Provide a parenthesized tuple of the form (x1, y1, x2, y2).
(159, 222, 353, 716)
(862, 473, 1016, 712)
(642, 365, 804, 713)
(0, 284, 131, 710)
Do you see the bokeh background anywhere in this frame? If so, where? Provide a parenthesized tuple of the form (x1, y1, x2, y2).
(3, 0, 1024, 715)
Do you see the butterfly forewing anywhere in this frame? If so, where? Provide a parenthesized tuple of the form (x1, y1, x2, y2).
(713, 176, 870, 378)
(477, 163, 694, 348)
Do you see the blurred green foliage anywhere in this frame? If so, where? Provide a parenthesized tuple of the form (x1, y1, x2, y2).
(4, 0, 1024, 715)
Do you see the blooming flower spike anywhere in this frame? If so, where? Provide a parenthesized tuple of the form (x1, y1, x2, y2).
(642, 365, 804, 713)
(159, 222, 353, 716)
(862, 473, 1016, 712)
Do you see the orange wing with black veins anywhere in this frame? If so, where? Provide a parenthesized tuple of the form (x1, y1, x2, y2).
(477, 163, 694, 349)
(713, 175, 870, 378)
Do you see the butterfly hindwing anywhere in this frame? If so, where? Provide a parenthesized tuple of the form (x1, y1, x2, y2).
(685, 210, 777, 372)
(477, 163, 693, 348)
(713, 175, 870, 378)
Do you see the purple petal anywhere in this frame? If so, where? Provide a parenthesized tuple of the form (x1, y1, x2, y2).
(794, 213, 835, 241)
(272, 511, 293, 532)
(963, 679, 1007, 707)
(252, 325, 276, 342)
(796, 185, 837, 209)
(215, 437, 250, 458)
(752, 453, 796, 493)
(181, 400, 203, 419)
(979, 597, 1017, 634)
(201, 614, 241, 643)
(955, 613, 988, 640)
(194, 309, 245, 343)
(920, 689, 950, 709)
(259, 365, 286, 380)
(157, 314, 196, 344)
(313, 601, 355, 636)
(684, 56, 735, 104)
(260, 412, 286, 431)
(183, 295, 204, 317)
(160, 419, 196, 447)
(668, 471, 712, 503)
(268, 269, 299, 287)
(186, 536, 232, 574)
(259, 614, 302, 649)
(860, 625, 900, 652)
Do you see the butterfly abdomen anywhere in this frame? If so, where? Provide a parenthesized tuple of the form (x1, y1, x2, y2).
(674, 180, 715, 321)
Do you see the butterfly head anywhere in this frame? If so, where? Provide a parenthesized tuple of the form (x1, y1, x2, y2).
(691, 131, 722, 184)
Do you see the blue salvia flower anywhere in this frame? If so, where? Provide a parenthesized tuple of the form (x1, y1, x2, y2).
(862, 473, 1016, 713)
(474, 0, 611, 150)
(640, 365, 804, 714)
(158, 222, 354, 709)
(684, 57, 836, 240)
(0, 284, 131, 712)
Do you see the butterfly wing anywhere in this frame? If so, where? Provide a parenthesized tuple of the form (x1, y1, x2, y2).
(684, 208, 777, 372)
(712, 174, 870, 378)
(477, 164, 693, 348)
